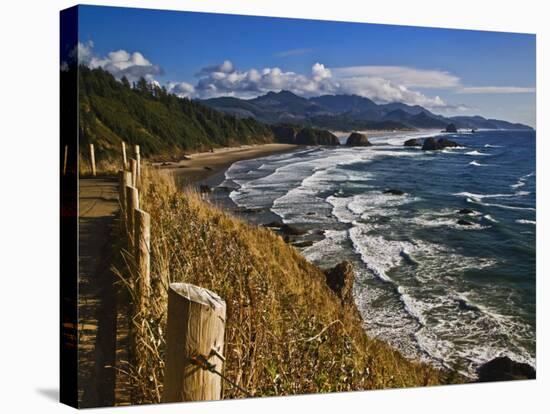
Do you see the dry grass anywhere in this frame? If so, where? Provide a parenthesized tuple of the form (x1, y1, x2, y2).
(115, 168, 460, 404)
(79, 153, 123, 177)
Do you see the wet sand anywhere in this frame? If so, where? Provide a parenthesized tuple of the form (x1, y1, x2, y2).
(153, 143, 298, 185)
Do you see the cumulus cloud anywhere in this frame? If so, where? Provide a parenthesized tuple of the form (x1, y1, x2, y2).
(78, 41, 163, 82)
(190, 59, 451, 108)
(166, 81, 195, 98)
(77, 42, 533, 109)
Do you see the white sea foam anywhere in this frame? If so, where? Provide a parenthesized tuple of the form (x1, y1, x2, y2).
(453, 191, 516, 200)
(510, 171, 535, 189)
(466, 150, 489, 156)
(224, 137, 535, 376)
(484, 144, 503, 148)
(467, 198, 536, 212)
(516, 219, 536, 225)
(484, 214, 499, 223)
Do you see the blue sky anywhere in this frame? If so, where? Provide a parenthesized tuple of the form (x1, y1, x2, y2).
(77, 5, 536, 126)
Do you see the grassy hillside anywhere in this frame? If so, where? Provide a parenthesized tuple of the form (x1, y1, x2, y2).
(118, 169, 461, 404)
(77, 67, 274, 165)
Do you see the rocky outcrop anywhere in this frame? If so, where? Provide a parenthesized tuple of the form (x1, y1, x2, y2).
(422, 137, 460, 151)
(271, 125, 299, 144)
(477, 357, 536, 382)
(324, 261, 355, 306)
(404, 138, 421, 147)
(384, 189, 405, 196)
(295, 127, 340, 146)
(346, 132, 372, 146)
(272, 125, 340, 146)
(445, 123, 458, 133)
(264, 221, 307, 236)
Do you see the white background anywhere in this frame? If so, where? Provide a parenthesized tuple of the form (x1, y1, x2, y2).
(0, 0, 547, 412)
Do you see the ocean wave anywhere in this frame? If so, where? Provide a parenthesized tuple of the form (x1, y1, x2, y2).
(466, 150, 489, 156)
(467, 198, 536, 212)
(327, 192, 416, 224)
(453, 191, 516, 200)
(344, 223, 533, 375)
(516, 219, 536, 225)
(511, 171, 535, 189)
(484, 144, 503, 148)
(483, 214, 499, 223)
(469, 160, 491, 167)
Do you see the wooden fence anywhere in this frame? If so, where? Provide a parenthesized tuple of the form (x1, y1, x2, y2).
(114, 141, 227, 403)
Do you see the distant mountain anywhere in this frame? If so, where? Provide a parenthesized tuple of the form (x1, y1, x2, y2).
(201, 90, 533, 131)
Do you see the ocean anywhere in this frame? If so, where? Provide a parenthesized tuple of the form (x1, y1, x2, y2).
(218, 129, 536, 377)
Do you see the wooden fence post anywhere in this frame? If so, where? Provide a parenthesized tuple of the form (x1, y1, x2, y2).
(63, 145, 68, 176)
(119, 170, 132, 215)
(89, 143, 96, 176)
(134, 208, 150, 311)
(130, 158, 138, 188)
(162, 283, 226, 403)
(134, 145, 141, 186)
(122, 141, 128, 170)
(125, 185, 139, 248)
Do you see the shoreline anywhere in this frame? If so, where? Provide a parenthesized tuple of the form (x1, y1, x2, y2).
(153, 143, 299, 186)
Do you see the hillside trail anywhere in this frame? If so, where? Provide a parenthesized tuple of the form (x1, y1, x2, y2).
(78, 177, 129, 407)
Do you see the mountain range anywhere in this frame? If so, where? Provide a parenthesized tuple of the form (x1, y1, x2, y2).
(201, 90, 533, 131)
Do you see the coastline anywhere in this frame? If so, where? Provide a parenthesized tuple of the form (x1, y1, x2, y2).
(153, 143, 299, 185)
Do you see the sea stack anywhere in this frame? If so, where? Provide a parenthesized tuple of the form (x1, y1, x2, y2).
(404, 138, 421, 147)
(346, 132, 372, 146)
(422, 137, 460, 151)
(445, 123, 458, 133)
(295, 127, 340, 146)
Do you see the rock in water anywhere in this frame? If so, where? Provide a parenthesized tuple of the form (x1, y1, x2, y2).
(445, 123, 458, 133)
(346, 132, 372, 146)
(422, 137, 460, 151)
(458, 208, 475, 215)
(477, 357, 535, 382)
(457, 219, 473, 226)
(404, 138, 421, 147)
(324, 261, 355, 305)
(384, 189, 405, 196)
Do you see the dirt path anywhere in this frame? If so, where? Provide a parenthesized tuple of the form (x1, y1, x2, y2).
(78, 177, 120, 408)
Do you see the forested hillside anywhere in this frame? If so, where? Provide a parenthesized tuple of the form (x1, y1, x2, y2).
(78, 66, 274, 161)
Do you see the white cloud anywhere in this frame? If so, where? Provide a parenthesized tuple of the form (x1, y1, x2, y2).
(190, 60, 451, 108)
(167, 81, 195, 98)
(77, 42, 533, 110)
(457, 86, 535, 94)
(78, 41, 162, 82)
(333, 65, 461, 89)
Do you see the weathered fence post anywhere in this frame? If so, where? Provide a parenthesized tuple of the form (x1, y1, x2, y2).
(119, 170, 132, 215)
(134, 208, 150, 311)
(162, 283, 227, 403)
(63, 145, 68, 176)
(130, 158, 138, 188)
(134, 145, 141, 186)
(89, 143, 96, 176)
(122, 141, 128, 170)
(125, 185, 139, 248)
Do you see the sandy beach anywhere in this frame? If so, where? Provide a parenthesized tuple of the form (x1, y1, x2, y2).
(152, 143, 298, 185)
